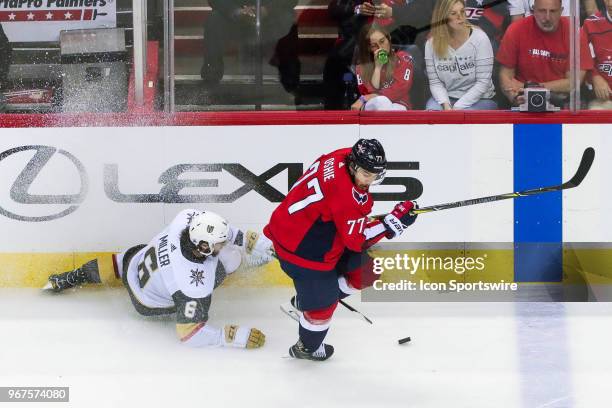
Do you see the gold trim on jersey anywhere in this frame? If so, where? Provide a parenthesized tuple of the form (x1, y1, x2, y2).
(177, 322, 206, 342)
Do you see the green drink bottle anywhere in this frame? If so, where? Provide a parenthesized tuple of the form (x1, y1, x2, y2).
(377, 50, 389, 65)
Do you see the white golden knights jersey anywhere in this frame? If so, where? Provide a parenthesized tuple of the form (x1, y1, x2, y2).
(114, 209, 245, 346)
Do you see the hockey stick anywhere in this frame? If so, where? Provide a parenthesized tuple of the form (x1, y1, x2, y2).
(373, 147, 595, 219)
(339, 299, 373, 324)
(281, 298, 373, 325)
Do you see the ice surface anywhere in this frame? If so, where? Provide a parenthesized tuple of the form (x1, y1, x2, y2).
(1, 287, 611, 408)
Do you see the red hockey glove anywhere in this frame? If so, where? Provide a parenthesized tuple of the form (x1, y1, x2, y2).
(383, 200, 418, 239)
(391, 200, 417, 226)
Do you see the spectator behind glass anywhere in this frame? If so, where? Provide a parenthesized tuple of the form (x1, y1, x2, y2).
(582, 0, 612, 109)
(352, 24, 415, 110)
(462, 0, 509, 52)
(0, 24, 11, 112)
(324, 1, 410, 110)
(425, 0, 497, 110)
(376, 0, 439, 66)
(496, 0, 593, 107)
(376, 0, 508, 50)
(200, 0, 300, 93)
(509, 0, 601, 23)
(508, 0, 570, 21)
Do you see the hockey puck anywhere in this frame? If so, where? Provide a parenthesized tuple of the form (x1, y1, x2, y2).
(398, 336, 411, 345)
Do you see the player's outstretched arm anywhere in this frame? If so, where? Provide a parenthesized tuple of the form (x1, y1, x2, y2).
(177, 322, 265, 349)
(172, 291, 265, 349)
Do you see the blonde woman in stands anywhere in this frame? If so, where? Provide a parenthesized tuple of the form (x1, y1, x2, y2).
(424, 0, 497, 110)
(351, 24, 415, 111)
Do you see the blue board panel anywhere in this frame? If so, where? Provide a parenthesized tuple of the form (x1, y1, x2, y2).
(514, 124, 562, 282)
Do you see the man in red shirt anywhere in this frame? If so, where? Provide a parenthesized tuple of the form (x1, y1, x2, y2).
(582, 0, 612, 109)
(264, 139, 418, 361)
(496, 0, 593, 107)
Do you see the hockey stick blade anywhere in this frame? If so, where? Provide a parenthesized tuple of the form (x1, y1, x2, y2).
(280, 299, 372, 325)
(280, 302, 300, 322)
(373, 147, 594, 219)
(563, 146, 594, 188)
(339, 300, 373, 324)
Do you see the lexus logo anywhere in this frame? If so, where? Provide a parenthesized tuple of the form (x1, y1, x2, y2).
(0, 145, 422, 222)
(0, 145, 89, 222)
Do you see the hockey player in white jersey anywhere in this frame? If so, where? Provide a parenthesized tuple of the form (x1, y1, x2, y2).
(43, 209, 274, 350)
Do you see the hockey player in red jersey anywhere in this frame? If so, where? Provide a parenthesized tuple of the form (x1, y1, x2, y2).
(264, 139, 418, 361)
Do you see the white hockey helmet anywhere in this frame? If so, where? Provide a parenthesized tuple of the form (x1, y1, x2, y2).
(188, 211, 230, 256)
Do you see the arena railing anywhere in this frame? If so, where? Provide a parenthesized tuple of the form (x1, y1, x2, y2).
(1, 110, 611, 129)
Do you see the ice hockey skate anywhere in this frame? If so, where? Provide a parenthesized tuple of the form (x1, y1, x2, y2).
(288, 339, 334, 361)
(43, 259, 101, 292)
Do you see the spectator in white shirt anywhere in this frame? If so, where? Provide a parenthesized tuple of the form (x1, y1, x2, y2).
(508, 0, 570, 22)
(425, 0, 497, 110)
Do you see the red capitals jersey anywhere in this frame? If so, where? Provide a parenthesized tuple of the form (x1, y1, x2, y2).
(464, 0, 509, 44)
(264, 148, 386, 271)
(356, 50, 414, 109)
(496, 16, 593, 83)
(582, 12, 612, 88)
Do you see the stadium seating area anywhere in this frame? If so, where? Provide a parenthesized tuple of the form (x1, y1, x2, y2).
(173, 0, 334, 110)
(0, 0, 610, 113)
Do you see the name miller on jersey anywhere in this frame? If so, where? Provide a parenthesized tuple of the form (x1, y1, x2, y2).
(158, 235, 171, 267)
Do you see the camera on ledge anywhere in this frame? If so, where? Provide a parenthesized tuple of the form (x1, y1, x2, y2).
(518, 83, 560, 112)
